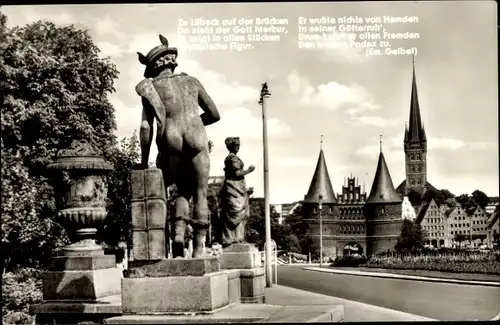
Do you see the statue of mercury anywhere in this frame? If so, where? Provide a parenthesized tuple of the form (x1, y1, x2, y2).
(136, 35, 220, 258)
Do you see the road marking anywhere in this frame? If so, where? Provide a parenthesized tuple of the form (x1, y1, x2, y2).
(302, 267, 500, 287)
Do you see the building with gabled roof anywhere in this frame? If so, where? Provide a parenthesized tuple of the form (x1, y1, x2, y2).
(465, 205, 489, 247)
(402, 196, 417, 221)
(418, 199, 446, 248)
(486, 210, 499, 248)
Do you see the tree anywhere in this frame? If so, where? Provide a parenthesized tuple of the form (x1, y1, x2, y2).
(455, 194, 474, 210)
(422, 189, 446, 205)
(440, 189, 455, 199)
(471, 190, 489, 209)
(1, 152, 69, 271)
(1, 19, 118, 176)
(1, 15, 119, 270)
(407, 190, 423, 206)
(454, 234, 468, 249)
(245, 198, 287, 251)
(99, 132, 140, 248)
(395, 219, 426, 252)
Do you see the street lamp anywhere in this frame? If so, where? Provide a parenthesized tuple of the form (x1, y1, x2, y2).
(319, 194, 323, 268)
(259, 82, 272, 288)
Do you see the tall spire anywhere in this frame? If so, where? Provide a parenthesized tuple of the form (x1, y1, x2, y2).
(366, 151, 402, 204)
(303, 147, 337, 204)
(407, 57, 425, 142)
(380, 134, 383, 153)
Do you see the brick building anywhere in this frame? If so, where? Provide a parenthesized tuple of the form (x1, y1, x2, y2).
(301, 148, 339, 257)
(396, 60, 437, 197)
(301, 145, 402, 257)
(486, 210, 499, 248)
(418, 199, 446, 247)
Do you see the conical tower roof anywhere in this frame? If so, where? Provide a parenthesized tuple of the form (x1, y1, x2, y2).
(407, 57, 426, 142)
(303, 149, 337, 204)
(367, 149, 402, 204)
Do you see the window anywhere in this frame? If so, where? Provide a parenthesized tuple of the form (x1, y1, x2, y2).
(417, 154, 420, 160)
(411, 178, 415, 186)
(411, 154, 414, 160)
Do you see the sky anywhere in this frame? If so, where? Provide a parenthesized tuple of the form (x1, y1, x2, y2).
(3, 2, 498, 203)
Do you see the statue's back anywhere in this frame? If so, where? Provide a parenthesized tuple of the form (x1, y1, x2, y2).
(152, 73, 200, 117)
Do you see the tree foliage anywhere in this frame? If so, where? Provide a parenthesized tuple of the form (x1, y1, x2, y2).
(453, 234, 468, 249)
(245, 198, 295, 251)
(455, 194, 475, 210)
(1, 14, 119, 271)
(99, 132, 140, 247)
(1, 152, 69, 271)
(407, 190, 422, 206)
(1, 18, 118, 175)
(395, 219, 426, 252)
(471, 190, 489, 209)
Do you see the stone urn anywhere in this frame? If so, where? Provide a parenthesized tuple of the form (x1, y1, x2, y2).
(47, 139, 113, 256)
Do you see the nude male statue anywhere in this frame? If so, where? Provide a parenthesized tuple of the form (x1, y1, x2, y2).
(136, 35, 220, 258)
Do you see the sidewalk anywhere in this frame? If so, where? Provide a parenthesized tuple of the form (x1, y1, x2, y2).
(303, 266, 500, 287)
(265, 285, 436, 322)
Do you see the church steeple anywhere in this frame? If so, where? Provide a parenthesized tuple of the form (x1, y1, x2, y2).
(403, 56, 428, 196)
(303, 137, 337, 204)
(407, 55, 426, 143)
(367, 136, 401, 204)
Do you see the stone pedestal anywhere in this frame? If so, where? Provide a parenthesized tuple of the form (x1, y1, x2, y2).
(219, 243, 262, 269)
(219, 244, 266, 304)
(32, 140, 122, 324)
(32, 252, 123, 324)
(225, 269, 241, 304)
(43, 253, 122, 301)
(122, 257, 230, 314)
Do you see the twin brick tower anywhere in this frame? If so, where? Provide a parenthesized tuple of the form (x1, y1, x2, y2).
(302, 59, 433, 257)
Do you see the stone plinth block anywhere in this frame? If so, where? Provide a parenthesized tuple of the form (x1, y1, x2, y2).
(223, 243, 259, 253)
(127, 257, 220, 278)
(240, 268, 265, 304)
(43, 267, 122, 301)
(131, 168, 167, 261)
(132, 229, 165, 261)
(225, 269, 241, 305)
(219, 244, 262, 269)
(131, 168, 165, 200)
(49, 255, 116, 271)
(122, 271, 229, 314)
(30, 294, 122, 325)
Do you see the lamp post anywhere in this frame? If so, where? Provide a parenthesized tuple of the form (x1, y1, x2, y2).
(259, 82, 272, 287)
(319, 194, 323, 267)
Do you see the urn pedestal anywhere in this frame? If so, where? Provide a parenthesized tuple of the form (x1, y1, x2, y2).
(31, 140, 122, 324)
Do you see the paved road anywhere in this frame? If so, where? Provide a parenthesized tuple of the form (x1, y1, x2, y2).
(277, 266, 500, 321)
